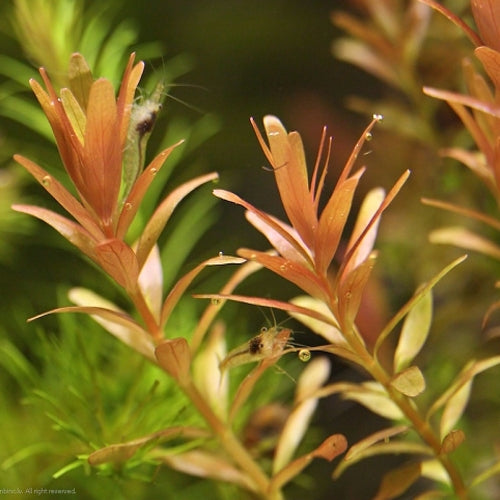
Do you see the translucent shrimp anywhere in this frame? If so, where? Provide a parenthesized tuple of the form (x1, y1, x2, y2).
(219, 326, 292, 372)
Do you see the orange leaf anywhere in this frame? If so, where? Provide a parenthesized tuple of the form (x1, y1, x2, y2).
(95, 239, 139, 291)
(237, 249, 329, 302)
(13, 155, 104, 240)
(116, 140, 184, 240)
(316, 170, 364, 274)
(374, 462, 421, 500)
(12, 204, 98, 260)
(135, 171, 218, 268)
(155, 338, 191, 382)
(83, 78, 121, 222)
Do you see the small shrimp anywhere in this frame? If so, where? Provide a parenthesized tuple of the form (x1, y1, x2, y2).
(219, 326, 292, 372)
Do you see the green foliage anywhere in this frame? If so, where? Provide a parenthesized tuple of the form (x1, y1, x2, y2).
(2, 1, 500, 499)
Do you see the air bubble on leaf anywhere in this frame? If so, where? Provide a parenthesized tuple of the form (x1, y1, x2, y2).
(365, 132, 373, 141)
(124, 202, 133, 211)
(298, 348, 311, 362)
(150, 167, 158, 175)
(42, 175, 52, 187)
(373, 113, 383, 122)
(218, 251, 224, 257)
(211, 298, 221, 306)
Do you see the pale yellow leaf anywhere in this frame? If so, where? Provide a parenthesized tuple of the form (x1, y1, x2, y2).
(390, 366, 426, 397)
(428, 355, 500, 420)
(295, 356, 331, 403)
(345, 187, 385, 270)
(430, 226, 500, 260)
(289, 295, 345, 345)
(440, 381, 471, 439)
(420, 459, 451, 485)
(342, 382, 404, 420)
(394, 291, 432, 372)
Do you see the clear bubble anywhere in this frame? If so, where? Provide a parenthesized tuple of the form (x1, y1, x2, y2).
(373, 113, 383, 122)
(365, 132, 373, 141)
(211, 297, 221, 306)
(298, 349, 311, 362)
(124, 202, 133, 211)
(150, 167, 158, 175)
(42, 175, 51, 187)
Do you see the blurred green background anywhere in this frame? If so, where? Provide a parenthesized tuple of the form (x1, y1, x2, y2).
(1, 1, 499, 499)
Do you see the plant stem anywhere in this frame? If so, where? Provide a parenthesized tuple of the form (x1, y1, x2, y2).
(347, 327, 468, 499)
(181, 378, 282, 500)
(129, 286, 163, 343)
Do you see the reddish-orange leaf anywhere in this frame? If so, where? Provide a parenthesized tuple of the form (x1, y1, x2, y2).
(95, 238, 139, 291)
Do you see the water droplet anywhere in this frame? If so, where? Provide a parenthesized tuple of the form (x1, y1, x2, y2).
(42, 175, 51, 187)
(218, 251, 224, 257)
(365, 132, 373, 141)
(298, 349, 311, 362)
(373, 113, 383, 122)
(150, 167, 158, 175)
(279, 263, 287, 271)
(211, 297, 221, 306)
(124, 202, 133, 211)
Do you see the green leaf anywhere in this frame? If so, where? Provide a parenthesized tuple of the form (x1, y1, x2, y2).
(373, 462, 421, 500)
(52, 458, 86, 479)
(390, 366, 426, 397)
(87, 426, 207, 466)
(68, 53, 94, 110)
(394, 291, 433, 372)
